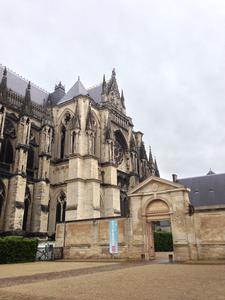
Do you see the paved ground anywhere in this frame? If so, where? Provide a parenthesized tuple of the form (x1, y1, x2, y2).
(0, 261, 225, 300)
(0, 261, 115, 279)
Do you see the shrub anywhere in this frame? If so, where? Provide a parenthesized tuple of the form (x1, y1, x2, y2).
(154, 231, 173, 252)
(0, 236, 38, 264)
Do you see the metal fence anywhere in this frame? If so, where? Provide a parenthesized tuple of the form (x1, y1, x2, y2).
(36, 246, 63, 261)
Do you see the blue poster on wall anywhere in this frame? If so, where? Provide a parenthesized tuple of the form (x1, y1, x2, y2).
(109, 220, 118, 254)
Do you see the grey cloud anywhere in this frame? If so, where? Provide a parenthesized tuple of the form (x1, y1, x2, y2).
(1, 0, 225, 179)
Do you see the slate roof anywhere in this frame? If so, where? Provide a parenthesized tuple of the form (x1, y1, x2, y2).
(178, 172, 225, 207)
(0, 65, 116, 106)
(58, 77, 88, 104)
(87, 83, 102, 103)
(0, 64, 49, 105)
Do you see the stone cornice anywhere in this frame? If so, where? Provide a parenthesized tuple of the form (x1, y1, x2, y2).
(65, 178, 101, 184)
(101, 183, 120, 189)
(16, 143, 30, 151)
(128, 187, 189, 198)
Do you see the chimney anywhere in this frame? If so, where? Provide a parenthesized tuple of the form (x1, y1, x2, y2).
(172, 174, 177, 182)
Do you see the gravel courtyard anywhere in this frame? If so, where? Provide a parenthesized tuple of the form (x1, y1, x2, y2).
(0, 261, 224, 300)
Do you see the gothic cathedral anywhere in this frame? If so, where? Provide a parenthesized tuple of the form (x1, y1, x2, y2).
(0, 65, 159, 236)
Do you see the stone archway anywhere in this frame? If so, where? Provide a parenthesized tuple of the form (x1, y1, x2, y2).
(128, 176, 192, 262)
(145, 199, 172, 259)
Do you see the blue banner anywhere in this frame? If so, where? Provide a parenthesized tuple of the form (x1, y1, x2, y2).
(109, 220, 118, 254)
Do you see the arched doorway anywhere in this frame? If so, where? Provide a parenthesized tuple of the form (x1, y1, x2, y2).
(22, 187, 31, 231)
(145, 199, 172, 259)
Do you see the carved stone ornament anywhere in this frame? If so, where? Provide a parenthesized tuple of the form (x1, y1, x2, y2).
(4, 118, 16, 138)
(114, 140, 124, 165)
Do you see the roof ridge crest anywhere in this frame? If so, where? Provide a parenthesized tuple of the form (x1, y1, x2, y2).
(0, 63, 50, 94)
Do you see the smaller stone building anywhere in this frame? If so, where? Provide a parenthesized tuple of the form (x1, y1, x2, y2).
(178, 171, 225, 259)
(57, 174, 225, 261)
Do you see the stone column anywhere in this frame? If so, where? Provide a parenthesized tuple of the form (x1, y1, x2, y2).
(31, 125, 52, 233)
(101, 164, 120, 217)
(4, 116, 31, 231)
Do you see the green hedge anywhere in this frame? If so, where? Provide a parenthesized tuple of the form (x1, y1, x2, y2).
(0, 236, 38, 264)
(154, 231, 173, 252)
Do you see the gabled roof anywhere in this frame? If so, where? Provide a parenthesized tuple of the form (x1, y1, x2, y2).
(129, 176, 186, 195)
(178, 172, 225, 207)
(0, 64, 49, 105)
(58, 77, 88, 104)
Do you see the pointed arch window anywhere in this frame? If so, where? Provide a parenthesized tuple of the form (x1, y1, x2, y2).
(60, 125, 66, 159)
(27, 146, 35, 179)
(120, 192, 129, 217)
(0, 181, 5, 217)
(0, 138, 13, 164)
(22, 187, 31, 231)
(114, 130, 128, 166)
(56, 192, 66, 223)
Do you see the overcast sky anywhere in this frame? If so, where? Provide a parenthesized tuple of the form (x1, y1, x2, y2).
(1, 0, 225, 179)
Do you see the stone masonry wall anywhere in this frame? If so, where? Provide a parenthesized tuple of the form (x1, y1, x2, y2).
(56, 217, 144, 260)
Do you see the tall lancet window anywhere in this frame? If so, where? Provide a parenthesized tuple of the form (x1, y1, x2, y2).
(56, 192, 66, 224)
(27, 146, 34, 179)
(0, 139, 13, 164)
(22, 187, 31, 232)
(0, 181, 5, 218)
(60, 125, 66, 159)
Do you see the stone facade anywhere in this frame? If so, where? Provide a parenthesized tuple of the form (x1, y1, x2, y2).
(57, 176, 225, 261)
(0, 66, 157, 235)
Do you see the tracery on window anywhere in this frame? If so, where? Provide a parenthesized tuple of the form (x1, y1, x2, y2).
(114, 140, 124, 165)
(56, 192, 66, 223)
(3, 118, 16, 138)
(114, 131, 127, 166)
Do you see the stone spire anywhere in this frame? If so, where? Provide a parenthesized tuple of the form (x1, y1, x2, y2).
(0, 67, 7, 100)
(106, 68, 120, 98)
(112, 68, 116, 77)
(101, 74, 106, 95)
(0, 67, 7, 91)
(85, 103, 93, 131)
(71, 101, 81, 130)
(121, 90, 125, 109)
(42, 94, 53, 126)
(149, 146, 153, 165)
(154, 157, 160, 177)
(140, 142, 148, 160)
(148, 146, 155, 175)
(130, 134, 136, 151)
(25, 81, 31, 105)
(20, 81, 32, 116)
(105, 114, 113, 141)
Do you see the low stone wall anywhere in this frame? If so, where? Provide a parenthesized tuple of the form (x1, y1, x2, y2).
(56, 217, 142, 260)
(191, 207, 225, 260)
(55, 207, 225, 261)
